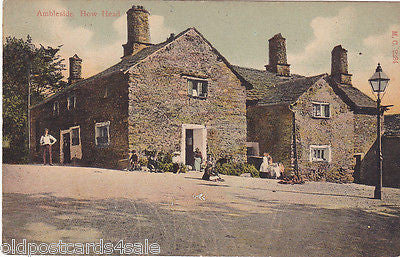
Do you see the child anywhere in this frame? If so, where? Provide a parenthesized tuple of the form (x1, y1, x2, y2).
(128, 150, 139, 171)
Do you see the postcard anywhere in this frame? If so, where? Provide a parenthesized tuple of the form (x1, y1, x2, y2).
(2, 1, 400, 256)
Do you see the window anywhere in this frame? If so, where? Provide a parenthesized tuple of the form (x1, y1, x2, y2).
(53, 101, 59, 116)
(95, 121, 110, 147)
(67, 95, 76, 110)
(312, 102, 330, 118)
(103, 86, 109, 98)
(71, 128, 80, 146)
(310, 145, 331, 162)
(187, 78, 208, 98)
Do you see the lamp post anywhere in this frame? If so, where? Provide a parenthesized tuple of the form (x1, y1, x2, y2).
(368, 63, 390, 200)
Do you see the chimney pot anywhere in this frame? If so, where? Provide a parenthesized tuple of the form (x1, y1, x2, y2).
(68, 54, 82, 85)
(331, 45, 352, 85)
(265, 33, 290, 76)
(122, 5, 151, 57)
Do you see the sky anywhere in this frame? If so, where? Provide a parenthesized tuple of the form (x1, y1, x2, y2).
(3, 0, 400, 113)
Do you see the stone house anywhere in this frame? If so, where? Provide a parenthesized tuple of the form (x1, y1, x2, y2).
(357, 114, 400, 188)
(233, 34, 378, 181)
(29, 5, 247, 169)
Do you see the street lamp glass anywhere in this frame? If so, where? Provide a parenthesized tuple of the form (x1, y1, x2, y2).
(369, 63, 390, 93)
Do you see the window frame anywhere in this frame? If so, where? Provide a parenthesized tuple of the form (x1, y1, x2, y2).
(312, 102, 330, 119)
(53, 101, 59, 116)
(71, 127, 80, 146)
(309, 145, 331, 163)
(185, 76, 209, 99)
(95, 121, 110, 147)
(67, 95, 76, 110)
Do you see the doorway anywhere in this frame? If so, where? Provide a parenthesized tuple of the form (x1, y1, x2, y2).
(185, 129, 194, 166)
(62, 132, 71, 163)
(181, 124, 207, 166)
(60, 126, 82, 164)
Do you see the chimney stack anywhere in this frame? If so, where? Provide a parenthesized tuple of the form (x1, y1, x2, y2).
(122, 5, 151, 57)
(68, 54, 82, 85)
(331, 45, 352, 85)
(265, 33, 290, 77)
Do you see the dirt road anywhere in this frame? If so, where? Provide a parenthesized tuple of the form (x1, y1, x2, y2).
(3, 164, 400, 256)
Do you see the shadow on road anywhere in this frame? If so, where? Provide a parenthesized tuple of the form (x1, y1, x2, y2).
(242, 186, 374, 199)
(3, 192, 400, 256)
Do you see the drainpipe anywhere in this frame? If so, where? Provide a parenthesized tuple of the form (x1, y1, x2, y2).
(289, 104, 299, 179)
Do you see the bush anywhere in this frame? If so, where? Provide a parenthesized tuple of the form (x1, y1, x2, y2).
(325, 167, 354, 183)
(242, 163, 259, 177)
(139, 157, 148, 167)
(215, 161, 259, 177)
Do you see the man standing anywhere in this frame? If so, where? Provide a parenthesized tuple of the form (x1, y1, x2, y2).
(40, 128, 57, 165)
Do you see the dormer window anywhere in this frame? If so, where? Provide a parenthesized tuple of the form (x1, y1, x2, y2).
(312, 102, 330, 118)
(53, 101, 59, 116)
(187, 78, 208, 98)
(67, 95, 76, 110)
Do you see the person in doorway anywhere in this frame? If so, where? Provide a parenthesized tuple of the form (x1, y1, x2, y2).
(40, 128, 57, 165)
(194, 148, 202, 172)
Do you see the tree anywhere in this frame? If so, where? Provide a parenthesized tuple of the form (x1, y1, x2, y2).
(3, 35, 67, 163)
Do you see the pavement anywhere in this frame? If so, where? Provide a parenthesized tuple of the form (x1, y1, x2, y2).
(2, 164, 400, 256)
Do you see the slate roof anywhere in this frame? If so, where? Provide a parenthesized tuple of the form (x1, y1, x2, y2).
(384, 114, 400, 136)
(232, 65, 303, 101)
(330, 81, 377, 110)
(257, 74, 327, 106)
(234, 64, 377, 111)
(30, 28, 191, 109)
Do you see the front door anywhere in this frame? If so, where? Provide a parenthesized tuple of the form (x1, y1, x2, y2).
(63, 132, 71, 163)
(185, 129, 194, 166)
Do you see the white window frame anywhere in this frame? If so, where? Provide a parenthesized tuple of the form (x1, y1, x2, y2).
(71, 126, 80, 146)
(53, 101, 59, 116)
(312, 102, 330, 118)
(310, 145, 331, 162)
(95, 121, 110, 147)
(185, 77, 208, 98)
(67, 95, 76, 110)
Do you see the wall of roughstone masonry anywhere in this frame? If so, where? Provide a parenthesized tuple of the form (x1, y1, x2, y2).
(30, 72, 130, 169)
(246, 104, 293, 169)
(354, 114, 377, 155)
(293, 78, 355, 181)
(127, 29, 247, 162)
(358, 136, 400, 188)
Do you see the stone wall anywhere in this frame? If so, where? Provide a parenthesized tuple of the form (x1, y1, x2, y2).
(30, 72, 129, 168)
(127, 28, 247, 162)
(293, 78, 355, 181)
(354, 114, 377, 155)
(358, 136, 400, 188)
(246, 104, 293, 169)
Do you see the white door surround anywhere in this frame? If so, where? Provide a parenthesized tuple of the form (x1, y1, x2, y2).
(180, 124, 207, 164)
(60, 125, 82, 164)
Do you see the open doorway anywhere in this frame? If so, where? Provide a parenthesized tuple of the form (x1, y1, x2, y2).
(60, 126, 82, 164)
(181, 124, 207, 166)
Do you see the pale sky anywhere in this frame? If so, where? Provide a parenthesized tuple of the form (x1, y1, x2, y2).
(3, 0, 400, 113)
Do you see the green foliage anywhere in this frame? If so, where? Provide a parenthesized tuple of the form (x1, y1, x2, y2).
(139, 157, 148, 167)
(145, 150, 187, 173)
(325, 168, 354, 183)
(216, 161, 259, 177)
(242, 163, 259, 178)
(3, 35, 66, 163)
